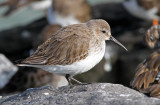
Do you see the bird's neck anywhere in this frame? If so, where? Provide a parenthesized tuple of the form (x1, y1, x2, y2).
(122, 0, 158, 20)
(47, 7, 80, 27)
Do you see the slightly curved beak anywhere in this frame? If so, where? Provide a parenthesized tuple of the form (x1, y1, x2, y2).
(110, 36, 128, 51)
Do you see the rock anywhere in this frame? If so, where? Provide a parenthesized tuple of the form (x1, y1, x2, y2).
(0, 54, 18, 89)
(0, 83, 160, 105)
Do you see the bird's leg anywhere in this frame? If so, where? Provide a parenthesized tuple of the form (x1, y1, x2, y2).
(65, 74, 90, 85)
(65, 74, 72, 85)
(70, 77, 90, 85)
(70, 77, 83, 85)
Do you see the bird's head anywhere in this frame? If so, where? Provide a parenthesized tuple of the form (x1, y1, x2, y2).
(87, 19, 128, 51)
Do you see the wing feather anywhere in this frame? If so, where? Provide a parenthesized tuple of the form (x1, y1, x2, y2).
(21, 25, 91, 65)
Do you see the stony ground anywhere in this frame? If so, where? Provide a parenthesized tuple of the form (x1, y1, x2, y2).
(0, 83, 160, 105)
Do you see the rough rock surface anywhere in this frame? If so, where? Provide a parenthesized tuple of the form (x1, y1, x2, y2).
(0, 83, 160, 105)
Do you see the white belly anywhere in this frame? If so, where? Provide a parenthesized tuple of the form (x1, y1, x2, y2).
(38, 42, 106, 76)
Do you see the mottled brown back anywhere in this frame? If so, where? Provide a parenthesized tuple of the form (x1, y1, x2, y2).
(22, 24, 91, 65)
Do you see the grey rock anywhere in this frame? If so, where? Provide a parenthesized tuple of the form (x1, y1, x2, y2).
(0, 54, 18, 89)
(0, 83, 160, 105)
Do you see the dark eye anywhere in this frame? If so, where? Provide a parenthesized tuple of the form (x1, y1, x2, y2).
(102, 30, 106, 33)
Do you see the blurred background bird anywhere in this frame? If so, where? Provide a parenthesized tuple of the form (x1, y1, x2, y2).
(131, 20, 160, 98)
(0, 0, 52, 16)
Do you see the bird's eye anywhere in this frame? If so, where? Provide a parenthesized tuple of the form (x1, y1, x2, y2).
(102, 30, 106, 33)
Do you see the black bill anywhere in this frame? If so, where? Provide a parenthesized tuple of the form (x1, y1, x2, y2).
(110, 36, 128, 51)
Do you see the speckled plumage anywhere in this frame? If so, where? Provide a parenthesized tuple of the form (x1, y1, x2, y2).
(131, 24, 160, 98)
(131, 49, 160, 98)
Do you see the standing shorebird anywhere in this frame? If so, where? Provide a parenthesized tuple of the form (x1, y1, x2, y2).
(17, 19, 127, 85)
(123, 0, 159, 20)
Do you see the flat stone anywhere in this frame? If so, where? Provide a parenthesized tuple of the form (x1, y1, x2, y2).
(0, 83, 160, 105)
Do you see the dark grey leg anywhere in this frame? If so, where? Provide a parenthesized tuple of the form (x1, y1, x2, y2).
(71, 77, 91, 85)
(65, 74, 90, 85)
(65, 74, 72, 85)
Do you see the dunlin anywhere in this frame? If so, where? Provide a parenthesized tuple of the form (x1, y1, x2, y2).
(17, 19, 127, 85)
(123, 0, 158, 20)
(47, 0, 91, 26)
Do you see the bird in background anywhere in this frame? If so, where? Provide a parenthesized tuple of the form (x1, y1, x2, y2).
(145, 19, 160, 48)
(47, 0, 91, 27)
(123, 0, 159, 21)
(17, 19, 127, 85)
(131, 19, 160, 98)
(131, 49, 160, 98)
(0, 0, 52, 16)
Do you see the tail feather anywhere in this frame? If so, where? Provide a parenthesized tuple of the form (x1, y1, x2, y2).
(16, 63, 31, 67)
(16, 63, 43, 69)
(15, 59, 42, 67)
(15, 59, 24, 64)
